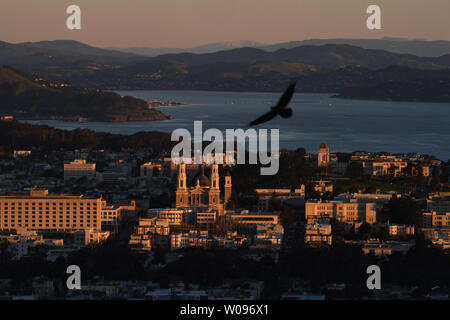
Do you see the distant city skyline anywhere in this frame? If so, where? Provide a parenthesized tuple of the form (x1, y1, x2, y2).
(0, 0, 449, 48)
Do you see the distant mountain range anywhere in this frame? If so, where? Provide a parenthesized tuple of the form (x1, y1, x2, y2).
(2, 39, 449, 73)
(261, 38, 450, 57)
(2, 39, 450, 75)
(146, 44, 450, 69)
(112, 38, 450, 57)
(0, 40, 145, 69)
(112, 41, 267, 57)
(0, 39, 449, 102)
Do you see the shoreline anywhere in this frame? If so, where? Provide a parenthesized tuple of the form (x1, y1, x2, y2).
(16, 119, 449, 161)
(15, 115, 173, 123)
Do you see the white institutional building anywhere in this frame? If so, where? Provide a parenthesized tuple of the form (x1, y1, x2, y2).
(305, 199, 377, 224)
(64, 159, 96, 181)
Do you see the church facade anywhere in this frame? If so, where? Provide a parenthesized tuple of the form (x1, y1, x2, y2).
(175, 163, 232, 215)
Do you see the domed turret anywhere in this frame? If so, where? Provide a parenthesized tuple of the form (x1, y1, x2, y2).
(319, 141, 328, 150)
(318, 141, 330, 167)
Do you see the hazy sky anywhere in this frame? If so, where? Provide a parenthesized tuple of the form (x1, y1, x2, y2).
(1, 0, 449, 48)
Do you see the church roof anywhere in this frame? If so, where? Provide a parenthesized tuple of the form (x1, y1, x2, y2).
(198, 174, 210, 187)
(192, 166, 210, 187)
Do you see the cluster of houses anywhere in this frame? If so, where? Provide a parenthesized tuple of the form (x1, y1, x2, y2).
(0, 140, 449, 299)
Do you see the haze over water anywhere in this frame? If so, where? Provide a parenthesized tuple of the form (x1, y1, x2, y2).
(28, 91, 450, 160)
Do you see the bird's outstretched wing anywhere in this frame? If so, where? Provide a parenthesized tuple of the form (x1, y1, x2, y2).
(275, 81, 296, 109)
(278, 107, 293, 118)
(249, 110, 278, 126)
(248, 81, 296, 126)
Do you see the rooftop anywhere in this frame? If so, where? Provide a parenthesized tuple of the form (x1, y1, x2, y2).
(319, 141, 328, 149)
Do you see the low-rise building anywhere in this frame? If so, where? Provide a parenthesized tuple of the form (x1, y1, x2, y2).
(304, 220, 332, 246)
(64, 159, 96, 181)
(148, 208, 191, 225)
(101, 204, 121, 230)
(140, 162, 162, 178)
(129, 234, 153, 250)
(427, 195, 450, 215)
(370, 160, 407, 176)
(253, 224, 284, 250)
(305, 199, 377, 224)
(74, 229, 110, 246)
(388, 224, 415, 237)
(170, 230, 209, 250)
(254, 187, 305, 212)
(13, 150, 31, 158)
(228, 211, 280, 225)
(312, 180, 333, 195)
(421, 228, 450, 249)
(136, 217, 170, 236)
(422, 212, 450, 228)
(196, 211, 216, 224)
(362, 242, 392, 256)
(336, 193, 396, 205)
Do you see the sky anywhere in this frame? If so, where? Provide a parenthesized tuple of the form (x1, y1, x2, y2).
(0, 0, 449, 48)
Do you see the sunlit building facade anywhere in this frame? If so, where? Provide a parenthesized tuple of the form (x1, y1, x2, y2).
(64, 159, 96, 181)
(0, 189, 102, 232)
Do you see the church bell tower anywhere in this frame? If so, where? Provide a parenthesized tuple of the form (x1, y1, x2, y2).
(208, 164, 221, 207)
(176, 163, 189, 207)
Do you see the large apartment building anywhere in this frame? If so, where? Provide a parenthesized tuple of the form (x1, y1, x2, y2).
(0, 189, 102, 232)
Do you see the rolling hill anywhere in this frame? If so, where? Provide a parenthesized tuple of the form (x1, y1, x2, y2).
(113, 38, 450, 58)
(0, 40, 449, 102)
(148, 44, 449, 70)
(0, 66, 169, 122)
(0, 40, 146, 75)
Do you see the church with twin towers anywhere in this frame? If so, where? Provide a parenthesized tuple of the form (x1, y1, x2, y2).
(175, 163, 232, 215)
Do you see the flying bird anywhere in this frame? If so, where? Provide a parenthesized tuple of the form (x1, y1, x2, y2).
(249, 81, 296, 126)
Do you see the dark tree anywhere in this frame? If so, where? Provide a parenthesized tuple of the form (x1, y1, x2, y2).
(382, 195, 421, 226)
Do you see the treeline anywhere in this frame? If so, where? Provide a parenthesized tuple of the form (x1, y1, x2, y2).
(156, 237, 450, 298)
(228, 148, 317, 192)
(0, 120, 173, 156)
(59, 62, 450, 103)
(337, 65, 450, 102)
(280, 237, 450, 296)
